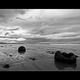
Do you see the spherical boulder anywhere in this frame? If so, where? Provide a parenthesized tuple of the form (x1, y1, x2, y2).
(18, 46, 26, 54)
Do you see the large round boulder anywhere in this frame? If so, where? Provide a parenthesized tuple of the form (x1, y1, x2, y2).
(18, 46, 26, 54)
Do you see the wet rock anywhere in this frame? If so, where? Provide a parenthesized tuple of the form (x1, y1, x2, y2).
(18, 46, 26, 54)
(55, 51, 62, 54)
(29, 57, 37, 61)
(68, 52, 78, 58)
(54, 51, 78, 64)
(3, 64, 10, 69)
(63, 52, 74, 58)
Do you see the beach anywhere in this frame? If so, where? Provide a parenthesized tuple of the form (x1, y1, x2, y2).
(0, 43, 79, 71)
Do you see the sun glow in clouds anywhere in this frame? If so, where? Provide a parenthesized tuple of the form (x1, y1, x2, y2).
(0, 25, 29, 37)
(0, 25, 29, 42)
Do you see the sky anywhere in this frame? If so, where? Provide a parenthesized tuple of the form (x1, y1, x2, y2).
(0, 9, 80, 43)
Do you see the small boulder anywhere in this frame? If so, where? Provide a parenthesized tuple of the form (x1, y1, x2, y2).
(3, 64, 10, 69)
(46, 50, 55, 54)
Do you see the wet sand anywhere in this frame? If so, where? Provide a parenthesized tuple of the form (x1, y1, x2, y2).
(0, 43, 80, 71)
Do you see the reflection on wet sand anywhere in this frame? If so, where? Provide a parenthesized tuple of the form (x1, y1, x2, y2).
(54, 59, 77, 70)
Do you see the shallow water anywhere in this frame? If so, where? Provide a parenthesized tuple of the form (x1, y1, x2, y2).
(50, 44, 80, 49)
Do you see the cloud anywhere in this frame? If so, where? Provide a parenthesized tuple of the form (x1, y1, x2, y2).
(8, 9, 80, 38)
(0, 9, 26, 24)
(43, 31, 80, 39)
(15, 9, 80, 21)
(0, 9, 80, 43)
(0, 37, 26, 41)
(0, 37, 26, 43)
(0, 25, 31, 37)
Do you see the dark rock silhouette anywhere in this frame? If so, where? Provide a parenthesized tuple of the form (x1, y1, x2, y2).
(54, 50, 78, 64)
(46, 50, 55, 54)
(3, 64, 10, 69)
(29, 57, 36, 61)
(18, 46, 26, 54)
(68, 52, 78, 58)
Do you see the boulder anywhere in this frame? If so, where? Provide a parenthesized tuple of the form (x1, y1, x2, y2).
(18, 46, 26, 54)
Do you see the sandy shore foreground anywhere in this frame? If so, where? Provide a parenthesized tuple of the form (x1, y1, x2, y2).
(0, 43, 80, 71)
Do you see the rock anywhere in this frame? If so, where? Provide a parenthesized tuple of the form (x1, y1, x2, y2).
(54, 51, 78, 64)
(62, 52, 67, 56)
(55, 51, 62, 54)
(68, 52, 78, 58)
(3, 64, 10, 69)
(18, 46, 26, 54)
(29, 57, 36, 61)
(46, 50, 55, 54)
